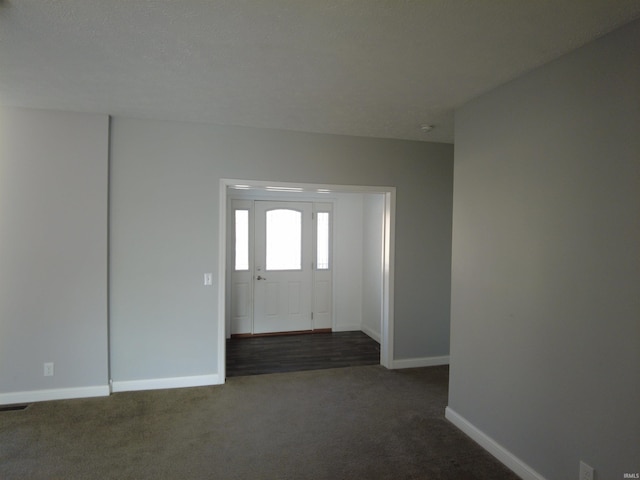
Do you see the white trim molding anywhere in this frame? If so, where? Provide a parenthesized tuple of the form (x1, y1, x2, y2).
(0, 385, 110, 405)
(445, 407, 548, 480)
(333, 325, 363, 333)
(111, 374, 221, 393)
(361, 325, 381, 343)
(391, 355, 449, 369)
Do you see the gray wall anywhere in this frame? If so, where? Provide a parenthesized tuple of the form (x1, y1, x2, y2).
(332, 193, 364, 331)
(110, 118, 453, 382)
(0, 107, 109, 397)
(449, 19, 640, 480)
(362, 194, 385, 341)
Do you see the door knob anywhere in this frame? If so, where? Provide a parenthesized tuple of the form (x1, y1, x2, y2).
(256, 275, 267, 280)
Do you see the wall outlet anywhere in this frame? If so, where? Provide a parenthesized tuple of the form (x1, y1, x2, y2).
(44, 362, 54, 377)
(580, 461, 594, 480)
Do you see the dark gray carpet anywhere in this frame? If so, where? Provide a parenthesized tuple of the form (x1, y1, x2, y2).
(0, 366, 519, 479)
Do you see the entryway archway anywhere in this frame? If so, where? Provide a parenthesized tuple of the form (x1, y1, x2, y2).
(217, 179, 396, 381)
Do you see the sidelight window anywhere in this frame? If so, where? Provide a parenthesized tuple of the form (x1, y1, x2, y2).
(234, 210, 249, 271)
(316, 212, 330, 270)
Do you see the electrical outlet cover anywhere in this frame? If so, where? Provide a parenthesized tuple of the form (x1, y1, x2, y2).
(580, 461, 594, 480)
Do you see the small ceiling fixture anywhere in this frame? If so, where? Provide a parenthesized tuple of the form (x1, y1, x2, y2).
(420, 124, 435, 133)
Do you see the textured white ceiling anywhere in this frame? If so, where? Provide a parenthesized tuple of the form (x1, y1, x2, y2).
(1, 1, 639, 143)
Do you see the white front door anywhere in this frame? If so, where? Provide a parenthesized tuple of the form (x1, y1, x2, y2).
(253, 201, 313, 334)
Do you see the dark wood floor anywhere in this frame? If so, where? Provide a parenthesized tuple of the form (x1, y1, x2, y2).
(226, 331, 380, 377)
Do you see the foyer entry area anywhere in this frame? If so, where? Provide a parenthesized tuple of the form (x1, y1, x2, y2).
(219, 179, 396, 377)
(226, 331, 380, 377)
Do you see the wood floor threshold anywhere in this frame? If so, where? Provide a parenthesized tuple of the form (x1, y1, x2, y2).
(226, 331, 381, 377)
(231, 328, 332, 339)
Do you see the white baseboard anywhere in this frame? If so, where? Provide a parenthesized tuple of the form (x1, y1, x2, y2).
(0, 385, 110, 405)
(333, 324, 362, 332)
(111, 374, 221, 393)
(361, 325, 381, 343)
(445, 407, 547, 480)
(391, 355, 449, 369)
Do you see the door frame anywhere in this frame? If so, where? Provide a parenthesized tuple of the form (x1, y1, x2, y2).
(229, 198, 333, 336)
(217, 178, 396, 381)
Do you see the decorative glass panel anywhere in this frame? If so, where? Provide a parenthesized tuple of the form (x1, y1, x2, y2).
(317, 212, 330, 270)
(234, 210, 249, 271)
(266, 209, 301, 270)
